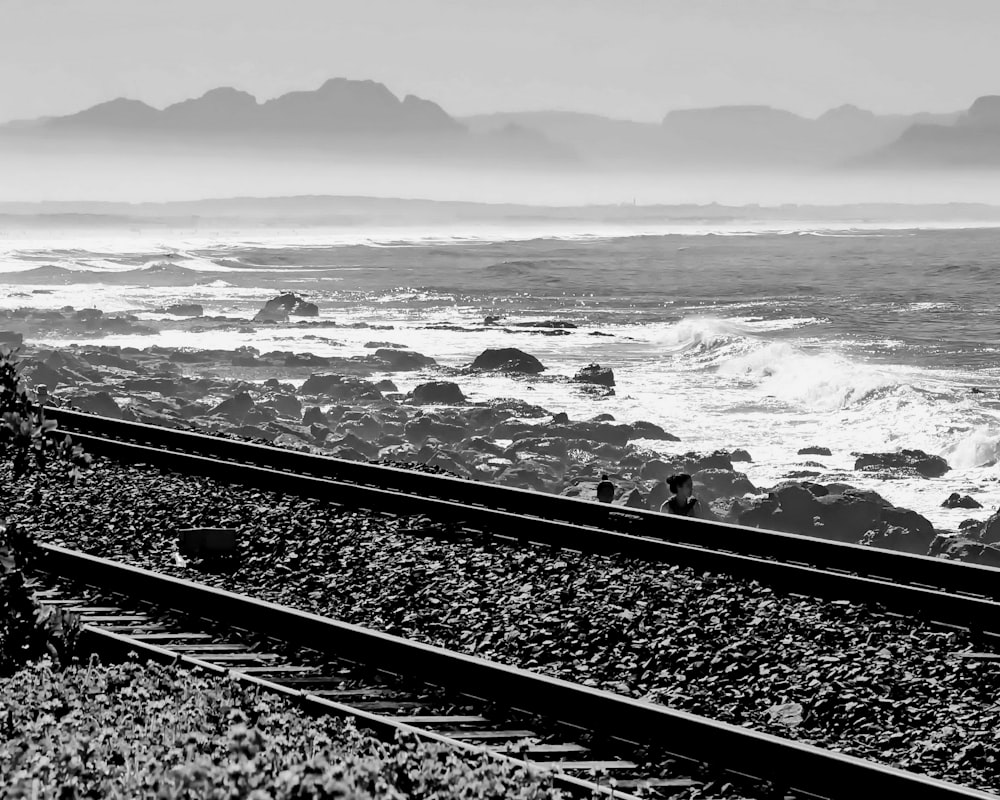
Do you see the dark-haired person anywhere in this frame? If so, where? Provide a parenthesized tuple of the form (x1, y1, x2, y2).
(661, 473, 704, 517)
(596, 473, 615, 503)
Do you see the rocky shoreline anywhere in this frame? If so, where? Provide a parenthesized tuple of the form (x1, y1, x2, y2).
(4, 293, 999, 567)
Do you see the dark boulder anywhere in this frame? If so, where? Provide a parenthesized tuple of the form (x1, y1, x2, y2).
(693, 468, 757, 502)
(370, 348, 436, 371)
(328, 433, 379, 460)
(404, 416, 467, 445)
(859, 525, 933, 556)
(210, 392, 256, 420)
(165, 303, 204, 317)
(0, 331, 23, 347)
(299, 374, 382, 401)
(640, 459, 673, 482)
(375, 379, 399, 392)
(929, 534, 1000, 568)
(253, 292, 319, 322)
(679, 451, 734, 474)
(628, 420, 680, 441)
(263, 393, 302, 419)
(854, 449, 950, 478)
(798, 446, 832, 456)
(573, 363, 615, 387)
(72, 391, 122, 419)
(941, 492, 983, 509)
(730, 449, 753, 462)
(471, 347, 545, 374)
(302, 406, 328, 426)
(410, 381, 467, 405)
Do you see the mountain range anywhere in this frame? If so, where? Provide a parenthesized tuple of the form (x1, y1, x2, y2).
(2, 77, 999, 170)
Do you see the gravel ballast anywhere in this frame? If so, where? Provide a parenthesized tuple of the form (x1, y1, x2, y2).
(10, 460, 1000, 793)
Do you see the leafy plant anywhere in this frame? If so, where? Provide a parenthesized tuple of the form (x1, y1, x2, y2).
(0, 347, 91, 492)
(0, 349, 86, 675)
(0, 659, 573, 799)
(0, 519, 79, 676)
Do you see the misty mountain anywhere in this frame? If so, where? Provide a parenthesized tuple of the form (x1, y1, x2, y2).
(856, 96, 1000, 168)
(463, 106, 961, 169)
(1, 78, 576, 166)
(462, 111, 665, 167)
(658, 104, 960, 166)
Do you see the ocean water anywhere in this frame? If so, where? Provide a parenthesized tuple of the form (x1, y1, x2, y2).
(2, 222, 999, 530)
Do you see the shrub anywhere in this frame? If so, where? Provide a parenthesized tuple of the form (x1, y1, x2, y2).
(0, 658, 572, 799)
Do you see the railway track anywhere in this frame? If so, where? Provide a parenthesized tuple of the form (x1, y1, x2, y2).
(29, 543, 995, 800)
(43, 407, 1000, 636)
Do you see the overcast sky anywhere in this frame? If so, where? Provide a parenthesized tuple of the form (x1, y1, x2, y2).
(2, 0, 999, 124)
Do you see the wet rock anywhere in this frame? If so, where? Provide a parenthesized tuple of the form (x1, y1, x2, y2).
(253, 292, 319, 322)
(403, 416, 467, 445)
(730, 449, 753, 462)
(470, 347, 545, 374)
(929, 534, 1000, 568)
(628, 420, 680, 441)
(375, 379, 399, 393)
(71, 390, 122, 419)
(854, 449, 950, 478)
(640, 459, 673, 482)
(0, 331, 24, 347)
(74, 308, 103, 322)
(614, 487, 648, 509)
(679, 451, 734, 474)
(299, 374, 382, 402)
(261, 393, 302, 419)
(210, 392, 256, 421)
(164, 303, 204, 317)
(364, 341, 405, 349)
(572, 363, 615, 387)
(123, 377, 179, 396)
(20, 360, 68, 390)
(941, 492, 983, 510)
(860, 524, 935, 556)
(506, 436, 569, 460)
(693, 468, 757, 502)
(576, 383, 615, 398)
(328, 433, 379, 460)
(369, 348, 436, 371)
(410, 381, 467, 405)
(302, 406, 327, 426)
(798, 446, 832, 456)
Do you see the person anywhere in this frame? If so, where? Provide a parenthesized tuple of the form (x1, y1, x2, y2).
(661, 473, 703, 517)
(596, 473, 615, 503)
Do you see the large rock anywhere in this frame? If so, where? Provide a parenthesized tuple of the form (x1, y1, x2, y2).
(854, 449, 950, 478)
(404, 416, 467, 445)
(941, 492, 982, 509)
(736, 481, 936, 555)
(370, 348, 436, 371)
(929, 534, 1000, 568)
(210, 392, 256, 420)
(299, 374, 382, 401)
(0, 331, 24, 347)
(72, 391, 122, 419)
(798, 446, 832, 456)
(471, 348, 545, 374)
(572, 363, 615, 387)
(253, 293, 319, 322)
(410, 381, 466, 405)
(164, 303, 204, 317)
(628, 420, 679, 441)
(262, 393, 302, 419)
(692, 468, 757, 502)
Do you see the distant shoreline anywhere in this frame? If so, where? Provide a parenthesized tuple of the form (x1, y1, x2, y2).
(4, 195, 1000, 229)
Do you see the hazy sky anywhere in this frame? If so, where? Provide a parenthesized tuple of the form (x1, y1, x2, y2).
(2, 0, 999, 124)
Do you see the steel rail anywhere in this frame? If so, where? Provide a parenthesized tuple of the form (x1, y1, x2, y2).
(36, 543, 996, 800)
(41, 410, 1000, 635)
(44, 407, 1000, 601)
